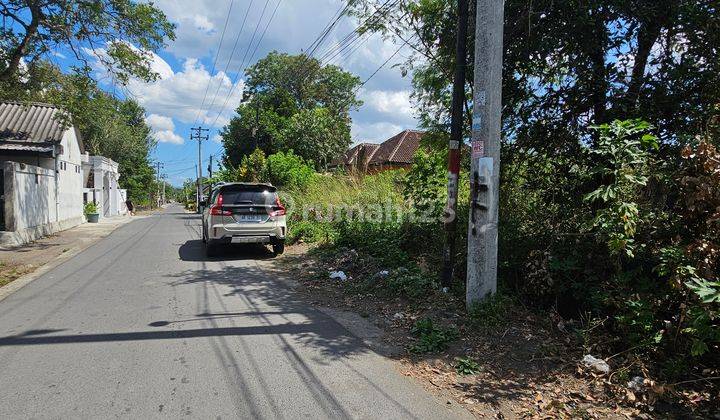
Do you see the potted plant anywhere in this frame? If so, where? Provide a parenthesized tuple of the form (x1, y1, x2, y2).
(84, 202, 100, 223)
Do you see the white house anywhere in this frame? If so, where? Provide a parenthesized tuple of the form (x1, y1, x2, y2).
(0, 101, 86, 246)
(82, 154, 127, 219)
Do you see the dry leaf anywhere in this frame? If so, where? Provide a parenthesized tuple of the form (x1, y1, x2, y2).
(626, 390, 636, 403)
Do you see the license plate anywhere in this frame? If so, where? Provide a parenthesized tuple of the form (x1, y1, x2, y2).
(233, 214, 264, 222)
(231, 236, 268, 244)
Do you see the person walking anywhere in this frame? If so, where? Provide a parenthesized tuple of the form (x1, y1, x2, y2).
(125, 198, 134, 216)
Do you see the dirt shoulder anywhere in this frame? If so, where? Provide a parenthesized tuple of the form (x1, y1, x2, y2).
(278, 244, 717, 419)
(0, 215, 142, 298)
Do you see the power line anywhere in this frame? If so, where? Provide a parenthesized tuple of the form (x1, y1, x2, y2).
(323, 0, 411, 67)
(204, 0, 273, 127)
(204, 0, 257, 124)
(359, 34, 414, 87)
(305, 1, 351, 58)
(209, 0, 405, 160)
(321, 30, 371, 66)
(315, 0, 397, 64)
(236, 0, 273, 80)
(208, 0, 283, 131)
(193, 0, 236, 125)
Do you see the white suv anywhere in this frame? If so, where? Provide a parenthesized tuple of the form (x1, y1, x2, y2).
(201, 182, 287, 257)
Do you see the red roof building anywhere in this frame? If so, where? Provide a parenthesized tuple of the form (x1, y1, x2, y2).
(366, 129, 425, 173)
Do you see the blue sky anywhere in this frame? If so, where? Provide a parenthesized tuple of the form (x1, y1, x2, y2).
(76, 0, 419, 186)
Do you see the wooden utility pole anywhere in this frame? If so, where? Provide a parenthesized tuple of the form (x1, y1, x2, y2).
(191, 126, 209, 213)
(466, 0, 503, 307)
(441, 0, 470, 290)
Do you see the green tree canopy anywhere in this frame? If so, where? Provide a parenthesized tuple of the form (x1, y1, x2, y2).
(0, 0, 175, 85)
(349, 0, 720, 154)
(221, 51, 362, 169)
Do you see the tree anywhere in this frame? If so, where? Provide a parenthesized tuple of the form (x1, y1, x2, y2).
(221, 51, 361, 168)
(0, 0, 175, 85)
(348, 0, 720, 153)
(279, 108, 351, 170)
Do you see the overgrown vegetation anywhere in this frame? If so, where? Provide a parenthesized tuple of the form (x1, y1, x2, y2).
(409, 318, 458, 354)
(276, 120, 718, 386)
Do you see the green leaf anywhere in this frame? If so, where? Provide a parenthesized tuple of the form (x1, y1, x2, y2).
(685, 278, 720, 303)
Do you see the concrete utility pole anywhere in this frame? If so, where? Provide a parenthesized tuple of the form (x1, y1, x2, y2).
(191, 126, 209, 213)
(466, 0, 504, 307)
(161, 175, 166, 205)
(155, 161, 164, 208)
(441, 0, 470, 290)
(194, 164, 198, 209)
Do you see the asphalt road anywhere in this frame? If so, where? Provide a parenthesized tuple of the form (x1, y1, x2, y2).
(0, 206, 468, 419)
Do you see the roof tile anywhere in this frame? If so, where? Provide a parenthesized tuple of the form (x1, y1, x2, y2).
(368, 130, 425, 166)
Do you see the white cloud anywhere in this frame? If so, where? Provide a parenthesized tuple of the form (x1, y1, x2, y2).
(145, 113, 184, 145)
(212, 134, 223, 143)
(360, 89, 414, 120)
(154, 130, 184, 145)
(351, 121, 404, 143)
(191, 15, 215, 33)
(146, 113, 174, 131)
(126, 56, 245, 128)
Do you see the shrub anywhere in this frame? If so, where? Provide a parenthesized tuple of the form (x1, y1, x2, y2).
(287, 220, 336, 244)
(467, 293, 514, 330)
(237, 148, 267, 182)
(384, 267, 437, 300)
(265, 150, 315, 190)
(409, 318, 458, 354)
(403, 148, 447, 218)
(455, 357, 481, 375)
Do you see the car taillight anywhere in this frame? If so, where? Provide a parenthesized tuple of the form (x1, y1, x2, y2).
(210, 194, 231, 216)
(270, 196, 286, 217)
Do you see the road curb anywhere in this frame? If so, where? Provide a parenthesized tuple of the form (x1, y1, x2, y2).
(0, 216, 145, 303)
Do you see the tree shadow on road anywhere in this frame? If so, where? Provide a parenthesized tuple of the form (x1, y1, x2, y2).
(163, 260, 373, 363)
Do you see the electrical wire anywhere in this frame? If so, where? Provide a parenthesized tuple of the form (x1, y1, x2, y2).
(315, 0, 397, 64)
(203, 0, 257, 125)
(207, 0, 283, 132)
(305, 1, 351, 58)
(193, 0, 236, 125)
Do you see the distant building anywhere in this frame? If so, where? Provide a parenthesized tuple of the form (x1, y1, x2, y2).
(366, 130, 425, 173)
(82, 154, 127, 219)
(331, 130, 426, 174)
(328, 142, 380, 173)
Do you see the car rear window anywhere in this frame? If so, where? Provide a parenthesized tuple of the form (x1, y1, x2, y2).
(219, 187, 277, 205)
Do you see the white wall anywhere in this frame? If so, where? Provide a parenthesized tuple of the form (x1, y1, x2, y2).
(0, 155, 53, 170)
(56, 129, 84, 222)
(118, 189, 128, 215)
(6, 162, 56, 231)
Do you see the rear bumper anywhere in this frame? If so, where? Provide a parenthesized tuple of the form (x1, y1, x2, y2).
(207, 223, 286, 245)
(208, 235, 284, 246)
